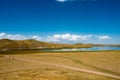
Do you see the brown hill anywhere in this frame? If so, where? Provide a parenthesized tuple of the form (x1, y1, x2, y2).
(0, 39, 50, 49)
(0, 39, 93, 50)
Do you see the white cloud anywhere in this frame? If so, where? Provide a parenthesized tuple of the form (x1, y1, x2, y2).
(56, 0, 74, 2)
(0, 32, 112, 44)
(56, 0, 96, 2)
(0, 32, 6, 37)
(4, 34, 26, 40)
(98, 35, 111, 40)
(32, 36, 41, 41)
(56, 0, 67, 2)
(0, 32, 41, 41)
(47, 33, 94, 42)
(46, 33, 112, 43)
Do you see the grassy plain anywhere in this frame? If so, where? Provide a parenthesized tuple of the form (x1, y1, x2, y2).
(0, 50, 120, 80)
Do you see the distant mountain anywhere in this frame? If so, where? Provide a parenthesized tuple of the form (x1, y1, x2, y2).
(0, 39, 94, 50)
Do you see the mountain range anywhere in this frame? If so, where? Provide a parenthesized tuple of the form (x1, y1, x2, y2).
(0, 39, 94, 50)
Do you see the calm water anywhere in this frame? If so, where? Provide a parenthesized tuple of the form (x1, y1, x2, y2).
(43, 46, 120, 52)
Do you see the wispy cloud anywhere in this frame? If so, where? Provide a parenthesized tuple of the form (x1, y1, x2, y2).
(98, 35, 111, 40)
(0, 32, 112, 44)
(47, 33, 93, 42)
(56, 0, 66, 2)
(56, 0, 96, 2)
(56, 0, 73, 2)
(46, 33, 111, 43)
(0, 32, 41, 41)
(0, 32, 6, 37)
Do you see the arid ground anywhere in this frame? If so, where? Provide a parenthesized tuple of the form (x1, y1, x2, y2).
(0, 51, 120, 80)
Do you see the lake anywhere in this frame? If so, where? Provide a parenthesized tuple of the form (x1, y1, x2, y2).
(42, 46, 120, 52)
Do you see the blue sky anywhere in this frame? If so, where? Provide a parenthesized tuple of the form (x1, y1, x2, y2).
(0, 0, 120, 44)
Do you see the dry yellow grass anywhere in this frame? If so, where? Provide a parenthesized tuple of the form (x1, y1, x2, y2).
(0, 51, 120, 80)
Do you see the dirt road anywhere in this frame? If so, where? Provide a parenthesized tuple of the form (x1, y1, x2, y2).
(14, 57, 120, 79)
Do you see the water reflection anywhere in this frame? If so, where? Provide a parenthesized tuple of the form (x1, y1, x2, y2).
(43, 46, 120, 52)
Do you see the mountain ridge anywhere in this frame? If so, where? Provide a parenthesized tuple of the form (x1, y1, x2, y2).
(0, 39, 94, 50)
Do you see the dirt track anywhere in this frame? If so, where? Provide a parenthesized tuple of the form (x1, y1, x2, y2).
(11, 57, 120, 79)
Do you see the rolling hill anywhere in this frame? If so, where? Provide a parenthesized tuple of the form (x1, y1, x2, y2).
(0, 39, 93, 50)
